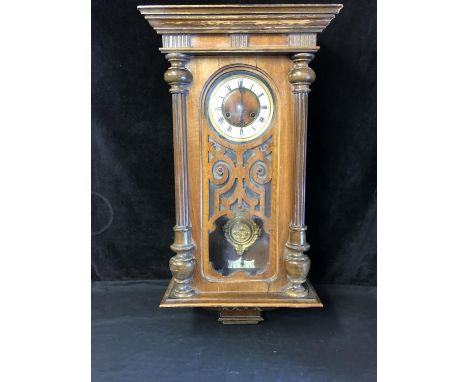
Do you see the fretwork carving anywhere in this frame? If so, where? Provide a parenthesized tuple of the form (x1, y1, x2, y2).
(207, 134, 272, 233)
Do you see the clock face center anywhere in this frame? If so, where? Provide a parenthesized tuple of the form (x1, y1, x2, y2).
(222, 88, 260, 127)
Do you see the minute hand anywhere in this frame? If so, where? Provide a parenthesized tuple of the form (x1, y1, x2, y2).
(239, 88, 244, 127)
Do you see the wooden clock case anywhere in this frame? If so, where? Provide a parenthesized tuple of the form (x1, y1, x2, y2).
(138, 4, 342, 323)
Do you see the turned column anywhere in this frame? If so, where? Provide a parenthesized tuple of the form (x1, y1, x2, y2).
(284, 53, 316, 297)
(164, 53, 196, 298)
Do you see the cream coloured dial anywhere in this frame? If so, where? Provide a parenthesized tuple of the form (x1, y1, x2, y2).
(207, 72, 274, 142)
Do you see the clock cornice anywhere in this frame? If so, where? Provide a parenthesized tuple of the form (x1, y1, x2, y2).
(138, 4, 342, 33)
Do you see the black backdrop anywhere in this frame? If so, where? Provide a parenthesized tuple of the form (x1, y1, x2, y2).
(92, 0, 376, 285)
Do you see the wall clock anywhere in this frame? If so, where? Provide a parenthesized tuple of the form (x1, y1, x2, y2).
(138, 4, 342, 324)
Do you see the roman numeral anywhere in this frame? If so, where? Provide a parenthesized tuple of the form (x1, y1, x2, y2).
(218, 117, 225, 124)
(252, 126, 256, 131)
(259, 117, 265, 123)
(238, 79, 243, 89)
(239, 128, 244, 136)
(258, 93, 264, 98)
(215, 106, 222, 110)
(226, 84, 231, 91)
(227, 126, 232, 132)
(261, 105, 268, 109)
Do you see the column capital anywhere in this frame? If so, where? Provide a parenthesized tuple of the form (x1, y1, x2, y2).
(164, 53, 193, 94)
(288, 53, 316, 93)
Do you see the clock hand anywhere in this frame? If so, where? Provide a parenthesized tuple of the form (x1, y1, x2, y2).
(239, 87, 244, 126)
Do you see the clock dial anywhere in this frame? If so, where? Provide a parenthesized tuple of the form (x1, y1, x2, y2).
(207, 72, 274, 142)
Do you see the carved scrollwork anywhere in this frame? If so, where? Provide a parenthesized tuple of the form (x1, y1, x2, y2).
(212, 160, 230, 185)
(250, 160, 270, 185)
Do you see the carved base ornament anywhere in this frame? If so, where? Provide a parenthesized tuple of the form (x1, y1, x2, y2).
(138, 4, 342, 322)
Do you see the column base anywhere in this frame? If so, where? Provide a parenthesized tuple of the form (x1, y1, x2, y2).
(169, 282, 196, 299)
(283, 283, 309, 298)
